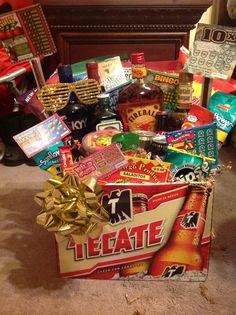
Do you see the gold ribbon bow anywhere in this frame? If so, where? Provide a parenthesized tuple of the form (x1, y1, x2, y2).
(35, 174, 109, 244)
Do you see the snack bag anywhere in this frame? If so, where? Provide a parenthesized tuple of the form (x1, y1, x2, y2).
(164, 147, 215, 182)
(111, 132, 140, 156)
(208, 91, 236, 145)
(181, 104, 214, 129)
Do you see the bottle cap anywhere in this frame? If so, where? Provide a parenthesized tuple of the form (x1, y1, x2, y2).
(86, 62, 98, 70)
(57, 64, 73, 83)
(130, 52, 145, 64)
(97, 93, 110, 99)
(86, 62, 100, 82)
(97, 94, 110, 107)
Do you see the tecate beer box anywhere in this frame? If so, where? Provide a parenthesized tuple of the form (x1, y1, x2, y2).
(56, 182, 214, 281)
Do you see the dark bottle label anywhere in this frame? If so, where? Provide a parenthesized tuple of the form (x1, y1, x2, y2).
(66, 117, 88, 141)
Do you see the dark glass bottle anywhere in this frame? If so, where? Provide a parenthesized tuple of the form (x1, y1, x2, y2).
(156, 111, 169, 133)
(118, 52, 164, 132)
(57, 64, 89, 141)
(95, 94, 123, 131)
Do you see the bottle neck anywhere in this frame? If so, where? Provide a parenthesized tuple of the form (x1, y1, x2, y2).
(58, 64, 73, 83)
(177, 75, 193, 110)
(171, 185, 210, 246)
(86, 62, 100, 83)
(98, 96, 110, 111)
(69, 92, 78, 103)
(131, 63, 147, 81)
(183, 186, 210, 214)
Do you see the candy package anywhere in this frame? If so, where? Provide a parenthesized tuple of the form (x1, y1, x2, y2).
(32, 140, 64, 171)
(208, 91, 236, 145)
(59, 144, 85, 176)
(82, 130, 120, 155)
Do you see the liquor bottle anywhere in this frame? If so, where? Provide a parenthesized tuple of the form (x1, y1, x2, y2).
(118, 52, 164, 132)
(57, 64, 89, 141)
(171, 72, 193, 130)
(148, 185, 210, 279)
(94, 94, 123, 131)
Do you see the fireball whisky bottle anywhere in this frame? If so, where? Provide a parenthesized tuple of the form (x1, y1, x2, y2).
(148, 185, 210, 279)
(118, 52, 164, 132)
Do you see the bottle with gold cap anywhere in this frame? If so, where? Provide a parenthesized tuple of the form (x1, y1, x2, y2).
(148, 184, 210, 279)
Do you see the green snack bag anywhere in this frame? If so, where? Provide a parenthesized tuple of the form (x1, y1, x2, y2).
(208, 91, 236, 146)
(164, 147, 215, 182)
(32, 140, 64, 171)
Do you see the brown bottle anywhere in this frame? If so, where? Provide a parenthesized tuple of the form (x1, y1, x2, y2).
(148, 185, 210, 279)
(171, 72, 193, 130)
(118, 52, 164, 132)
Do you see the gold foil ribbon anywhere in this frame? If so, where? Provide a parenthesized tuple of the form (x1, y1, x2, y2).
(35, 174, 109, 243)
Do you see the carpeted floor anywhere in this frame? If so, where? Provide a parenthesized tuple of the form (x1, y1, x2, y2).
(0, 145, 235, 315)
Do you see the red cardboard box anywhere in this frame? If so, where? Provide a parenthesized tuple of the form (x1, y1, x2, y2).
(56, 182, 213, 281)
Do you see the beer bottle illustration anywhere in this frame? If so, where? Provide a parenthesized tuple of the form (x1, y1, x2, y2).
(148, 184, 211, 278)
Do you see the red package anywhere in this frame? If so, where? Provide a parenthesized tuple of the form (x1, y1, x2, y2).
(181, 104, 214, 129)
(98, 156, 172, 184)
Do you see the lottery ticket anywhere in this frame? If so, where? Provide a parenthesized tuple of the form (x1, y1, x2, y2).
(165, 123, 218, 165)
(13, 114, 71, 158)
(185, 23, 236, 80)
